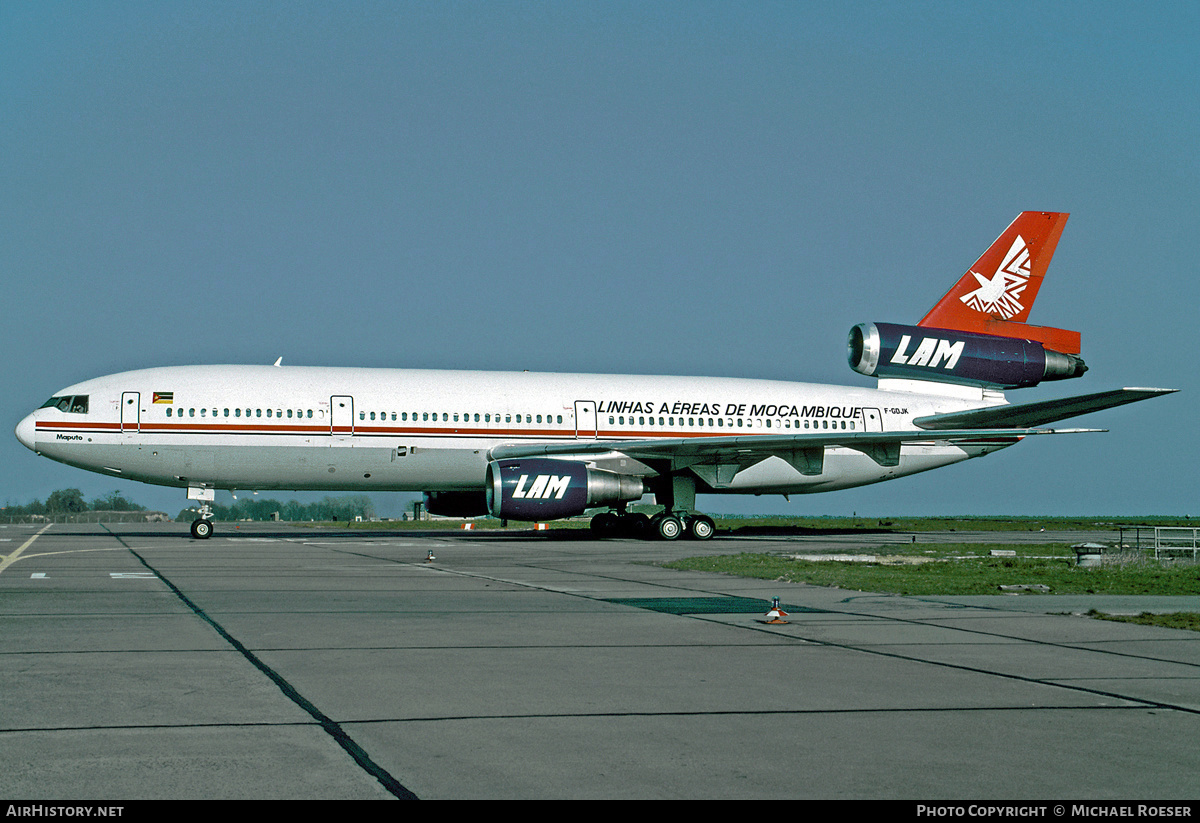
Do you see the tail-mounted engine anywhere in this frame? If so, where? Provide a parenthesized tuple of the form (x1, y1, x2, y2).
(848, 322, 1086, 390)
(486, 458, 644, 521)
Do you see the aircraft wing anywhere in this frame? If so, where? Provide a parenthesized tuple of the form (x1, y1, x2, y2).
(488, 426, 1098, 484)
(912, 387, 1177, 430)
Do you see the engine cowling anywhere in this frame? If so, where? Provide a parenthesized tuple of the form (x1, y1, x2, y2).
(848, 322, 1086, 390)
(486, 459, 644, 521)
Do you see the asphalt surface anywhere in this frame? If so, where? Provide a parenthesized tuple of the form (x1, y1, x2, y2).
(2, 521, 1198, 800)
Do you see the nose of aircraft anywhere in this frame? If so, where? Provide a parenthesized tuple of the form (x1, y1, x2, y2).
(15, 413, 36, 451)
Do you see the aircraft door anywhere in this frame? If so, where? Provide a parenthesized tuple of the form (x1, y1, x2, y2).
(121, 392, 140, 433)
(331, 396, 354, 437)
(574, 400, 597, 439)
(862, 408, 883, 432)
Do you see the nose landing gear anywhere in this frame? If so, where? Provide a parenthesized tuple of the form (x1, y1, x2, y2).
(186, 487, 215, 540)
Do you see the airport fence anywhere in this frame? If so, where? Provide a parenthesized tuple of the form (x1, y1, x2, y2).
(1153, 527, 1200, 561)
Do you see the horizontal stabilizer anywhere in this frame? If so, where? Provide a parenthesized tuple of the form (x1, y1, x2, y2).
(912, 388, 1177, 430)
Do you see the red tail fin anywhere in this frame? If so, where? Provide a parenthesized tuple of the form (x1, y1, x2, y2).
(918, 211, 1080, 354)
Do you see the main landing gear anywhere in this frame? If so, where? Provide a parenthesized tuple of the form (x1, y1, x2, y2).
(589, 509, 715, 540)
(636, 473, 716, 540)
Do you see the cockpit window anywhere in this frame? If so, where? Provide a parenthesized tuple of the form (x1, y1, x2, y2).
(40, 395, 89, 414)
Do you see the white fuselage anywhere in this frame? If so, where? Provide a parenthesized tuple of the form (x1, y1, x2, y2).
(15, 365, 1012, 498)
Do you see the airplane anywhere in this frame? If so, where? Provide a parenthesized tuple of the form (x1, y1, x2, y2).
(14, 212, 1175, 541)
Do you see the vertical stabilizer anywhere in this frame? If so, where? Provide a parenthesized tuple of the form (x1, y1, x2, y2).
(918, 212, 1079, 353)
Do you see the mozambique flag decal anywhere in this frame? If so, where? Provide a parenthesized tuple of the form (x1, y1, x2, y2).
(153, 392, 174, 404)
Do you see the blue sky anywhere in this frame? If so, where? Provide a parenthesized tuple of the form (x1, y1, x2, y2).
(2, 1, 1196, 518)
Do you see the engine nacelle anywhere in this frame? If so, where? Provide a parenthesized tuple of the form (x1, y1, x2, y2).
(423, 490, 489, 517)
(848, 322, 1086, 390)
(486, 459, 644, 521)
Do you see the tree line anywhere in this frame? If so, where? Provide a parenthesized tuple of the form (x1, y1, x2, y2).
(3, 489, 377, 523)
(176, 495, 376, 523)
(2, 488, 146, 516)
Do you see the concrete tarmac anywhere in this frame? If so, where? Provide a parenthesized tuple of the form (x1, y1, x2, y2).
(1, 521, 1198, 800)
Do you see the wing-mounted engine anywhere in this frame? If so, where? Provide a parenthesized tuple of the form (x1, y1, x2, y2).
(848, 322, 1086, 390)
(486, 458, 644, 521)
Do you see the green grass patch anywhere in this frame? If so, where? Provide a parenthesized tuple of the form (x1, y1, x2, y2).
(295, 514, 1196, 533)
(716, 515, 1196, 533)
(662, 552, 1200, 596)
(1085, 610, 1200, 632)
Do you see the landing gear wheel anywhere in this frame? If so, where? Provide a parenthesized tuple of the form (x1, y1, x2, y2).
(621, 512, 651, 538)
(590, 511, 620, 536)
(688, 515, 715, 541)
(656, 514, 683, 541)
(190, 519, 213, 540)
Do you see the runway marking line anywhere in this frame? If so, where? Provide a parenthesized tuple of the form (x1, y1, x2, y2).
(0, 524, 52, 576)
